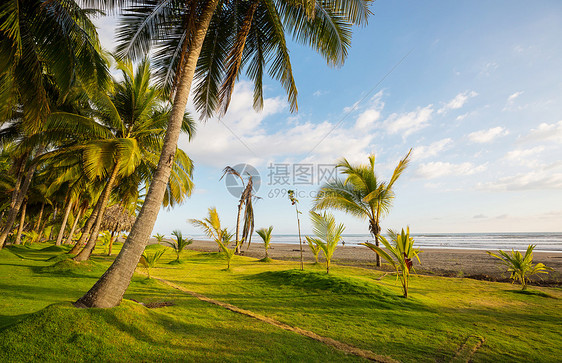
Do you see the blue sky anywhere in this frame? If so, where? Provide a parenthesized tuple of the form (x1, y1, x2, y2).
(95, 0, 562, 235)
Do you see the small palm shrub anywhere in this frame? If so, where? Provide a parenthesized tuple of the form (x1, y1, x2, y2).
(165, 230, 193, 263)
(139, 248, 166, 278)
(153, 233, 165, 245)
(256, 226, 274, 262)
(487, 244, 552, 290)
(307, 211, 345, 273)
(305, 236, 321, 264)
(216, 229, 240, 270)
(362, 228, 420, 298)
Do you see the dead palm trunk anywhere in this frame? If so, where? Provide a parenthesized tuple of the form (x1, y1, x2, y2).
(76, 0, 220, 308)
(74, 163, 120, 262)
(14, 199, 27, 245)
(65, 203, 86, 245)
(235, 202, 243, 254)
(0, 163, 37, 248)
(56, 198, 74, 246)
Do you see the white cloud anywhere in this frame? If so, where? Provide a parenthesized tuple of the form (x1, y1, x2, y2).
(416, 161, 487, 179)
(480, 62, 498, 76)
(504, 146, 544, 161)
(355, 109, 381, 130)
(523, 120, 562, 143)
(383, 105, 433, 137)
(456, 113, 469, 121)
(182, 81, 376, 168)
(468, 126, 509, 143)
(438, 91, 478, 114)
(478, 170, 562, 191)
(411, 138, 453, 161)
(503, 91, 524, 111)
(313, 90, 327, 97)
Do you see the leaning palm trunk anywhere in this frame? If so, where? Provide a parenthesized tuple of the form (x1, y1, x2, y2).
(74, 163, 121, 262)
(65, 204, 86, 245)
(68, 200, 102, 254)
(14, 200, 27, 245)
(56, 198, 75, 246)
(0, 164, 37, 248)
(75, 0, 220, 308)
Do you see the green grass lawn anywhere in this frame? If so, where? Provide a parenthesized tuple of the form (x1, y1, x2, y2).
(1, 243, 561, 362)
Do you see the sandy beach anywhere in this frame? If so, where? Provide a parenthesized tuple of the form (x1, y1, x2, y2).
(184, 239, 562, 284)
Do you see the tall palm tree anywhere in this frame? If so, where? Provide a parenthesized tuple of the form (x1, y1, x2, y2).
(76, 0, 372, 308)
(313, 150, 411, 267)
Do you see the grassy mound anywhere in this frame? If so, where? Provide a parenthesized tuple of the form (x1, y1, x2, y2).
(257, 257, 273, 263)
(250, 269, 387, 295)
(0, 301, 169, 362)
(45, 253, 72, 263)
(38, 259, 107, 277)
(40, 245, 69, 252)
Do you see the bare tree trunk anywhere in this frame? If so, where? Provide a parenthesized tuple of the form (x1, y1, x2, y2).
(38, 209, 49, 242)
(75, 0, 220, 308)
(74, 164, 120, 262)
(14, 200, 27, 245)
(34, 202, 45, 233)
(108, 229, 116, 256)
(65, 204, 85, 245)
(0, 163, 36, 248)
(48, 206, 58, 240)
(56, 198, 74, 246)
(235, 202, 242, 254)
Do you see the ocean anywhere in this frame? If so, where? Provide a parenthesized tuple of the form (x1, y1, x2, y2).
(189, 232, 562, 252)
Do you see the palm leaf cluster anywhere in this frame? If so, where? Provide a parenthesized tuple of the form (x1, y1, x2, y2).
(256, 225, 273, 260)
(362, 227, 420, 298)
(314, 151, 411, 266)
(306, 211, 345, 273)
(165, 229, 193, 263)
(487, 245, 552, 290)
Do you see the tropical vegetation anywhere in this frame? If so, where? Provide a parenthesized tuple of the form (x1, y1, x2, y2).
(306, 211, 345, 273)
(256, 225, 273, 261)
(166, 230, 193, 263)
(487, 245, 553, 290)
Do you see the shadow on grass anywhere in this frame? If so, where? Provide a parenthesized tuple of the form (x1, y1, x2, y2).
(508, 289, 556, 298)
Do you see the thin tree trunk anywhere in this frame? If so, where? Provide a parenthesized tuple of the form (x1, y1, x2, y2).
(34, 202, 45, 233)
(374, 234, 381, 267)
(296, 205, 304, 271)
(0, 162, 36, 248)
(48, 206, 58, 240)
(74, 163, 120, 262)
(65, 204, 85, 245)
(38, 209, 49, 242)
(14, 200, 27, 245)
(108, 229, 116, 256)
(235, 202, 242, 254)
(75, 0, 221, 308)
(68, 202, 101, 255)
(56, 198, 74, 246)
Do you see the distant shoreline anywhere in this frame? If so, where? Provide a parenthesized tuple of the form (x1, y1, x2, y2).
(178, 239, 562, 285)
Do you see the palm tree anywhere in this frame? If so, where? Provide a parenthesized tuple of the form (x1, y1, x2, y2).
(216, 229, 239, 270)
(362, 228, 420, 298)
(165, 230, 193, 263)
(305, 236, 322, 264)
(307, 211, 345, 273)
(189, 207, 226, 250)
(288, 190, 304, 270)
(41, 59, 195, 261)
(153, 233, 165, 245)
(313, 150, 411, 267)
(139, 248, 166, 279)
(221, 166, 257, 253)
(487, 245, 553, 290)
(77, 0, 372, 308)
(256, 226, 273, 261)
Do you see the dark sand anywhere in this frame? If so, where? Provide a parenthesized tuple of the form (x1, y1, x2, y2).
(184, 239, 562, 284)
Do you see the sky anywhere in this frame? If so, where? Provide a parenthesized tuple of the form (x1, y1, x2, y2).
(94, 0, 562, 236)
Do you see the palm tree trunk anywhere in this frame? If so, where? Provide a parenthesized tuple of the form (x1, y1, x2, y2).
(14, 200, 27, 245)
(65, 204, 85, 245)
(235, 202, 242, 254)
(56, 198, 74, 246)
(34, 202, 45, 233)
(75, 0, 221, 308)
(296, 206, 304, 271)
(108, 229, 116, 256)
(68, 202, 101, 255)
(48, 206, 58, 240)
(0, 163, 36, 248)
(74, 163, 120, 262)
(374, 234, 381, 267)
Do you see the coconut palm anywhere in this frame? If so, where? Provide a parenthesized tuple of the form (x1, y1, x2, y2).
(362, 228, 421, 298)
(313, 150, 411, 267)
(216, 229, 239, 270)
(288, 190, 304, 270)
(307, 211, 345, 273)
(139, 248, 166, 279)
(189, 207, 226, 250)
(221, 166, 257, 253)
(487, 245, 553, 290)
(165, 230, 193, 263)
(77, 0, 372, 308)
(153, 233, 165, 245)
(256, 226, 273, 261)
(305, 236, 322, 264)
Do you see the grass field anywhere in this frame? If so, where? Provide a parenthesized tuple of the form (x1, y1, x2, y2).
(1, 242, 560, 362)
